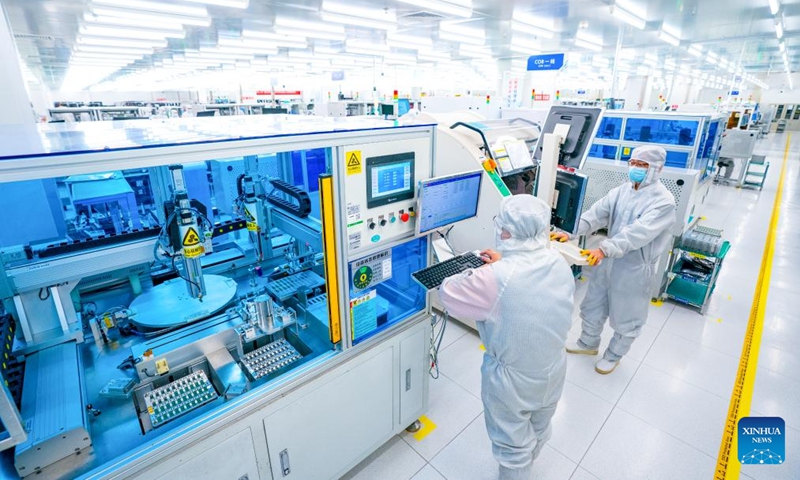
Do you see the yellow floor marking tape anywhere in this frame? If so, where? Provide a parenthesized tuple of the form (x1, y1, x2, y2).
(650, 299, 664, 307)
(413, 414, 437, 441)
(479, 344, 486, 352)
(715, 134, 791, 479)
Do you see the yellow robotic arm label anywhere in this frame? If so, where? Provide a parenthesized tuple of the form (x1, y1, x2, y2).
(244, 206, 258, 231)
(346, 150, 362, 175)
(184, 245, 204, 258)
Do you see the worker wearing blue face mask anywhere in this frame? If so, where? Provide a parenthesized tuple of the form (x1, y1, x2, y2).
(551, 145, 676, 374)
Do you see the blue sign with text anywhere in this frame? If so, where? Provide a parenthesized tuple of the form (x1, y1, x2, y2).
(527, 53, 565, 71)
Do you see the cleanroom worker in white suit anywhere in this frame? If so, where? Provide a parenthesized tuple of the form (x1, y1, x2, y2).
(552, 145, 676, 374)
(439, 195, 574, 480)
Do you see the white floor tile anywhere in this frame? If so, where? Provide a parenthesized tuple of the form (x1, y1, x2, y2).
(341, 436, 426, 480)
(401, 373, 483, 461)
(758, 342, 800, 384)
(644, 301, 675, 331)
(438, 331, 484, 398)
(643, 330, 739, 399)
(580, 409, 716, 480)
(564, 350, 640, 404)
(438, 317, 471, 352)
(430, 414, 577, 480)
(549, 382, 614, 463)
(616, 364, 729, 457)
(750, 367, 800, 431)
(569, 467, 599, 480)
(410, 464, 446, 480)
(661, 305, 749, 358)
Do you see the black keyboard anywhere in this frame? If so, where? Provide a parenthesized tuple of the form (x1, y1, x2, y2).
(412, 252, 486, 290)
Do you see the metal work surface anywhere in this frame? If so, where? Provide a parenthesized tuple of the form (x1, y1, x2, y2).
(129, 275, 237, 329)
(266, 270, 326, 302)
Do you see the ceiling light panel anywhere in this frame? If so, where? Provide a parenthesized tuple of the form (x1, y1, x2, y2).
(658, 29, 680, 46)
(75, 45, 154, 54)
(183, 0, 249, 8)
(76, 36, 169, 48)
(80, 25, 185, 40)
(89, 6, 211, 26)
(397, 0, 472, 18)
(611, 5, 646, 30)
(321, 12, 396, 30)
(92, 0, 208, 17)
(769, 0, 781, 15)
(83, 13, 184, 31)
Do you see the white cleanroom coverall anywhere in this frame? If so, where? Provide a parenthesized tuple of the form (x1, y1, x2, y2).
(577, 145, 676, 362)
(439, 195, 574, 480)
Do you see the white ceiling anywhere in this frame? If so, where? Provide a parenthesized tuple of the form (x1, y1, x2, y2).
(5, 0, 798, 91)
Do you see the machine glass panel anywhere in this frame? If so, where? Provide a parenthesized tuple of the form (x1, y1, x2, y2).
(623, 118, 699, 146)
(348, 238, 427, 345)
(588, 143, 618, 160)
(596, 116, 623, 140)
(620, 145, 690, 168)
(0, 147, 343, 477)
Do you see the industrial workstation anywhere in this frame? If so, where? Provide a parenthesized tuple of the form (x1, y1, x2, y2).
(0, 1, 797, 479)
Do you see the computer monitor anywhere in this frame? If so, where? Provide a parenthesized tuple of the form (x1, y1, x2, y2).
(380, 103, 395, 116)
(196, 110, 216, 117)
(532, 106, 604, 169)
(397, 99, 410, 116)
(416, 170, 483, 236)
(552, 170, 588, 235)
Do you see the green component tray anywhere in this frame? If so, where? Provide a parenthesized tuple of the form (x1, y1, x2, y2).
(666, 276, 713, 307)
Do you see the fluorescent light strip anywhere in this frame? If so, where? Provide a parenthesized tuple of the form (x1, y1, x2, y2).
(387, 33, 433, 47)
(776, 21, 784, 39)
(80, 25, 185, 40)
(611, 5, 646, 29)
(76, 36, 168, 48)
(89, 6, 210, 26)
(241, 30, 306, 43)
(441, 21, 485, 39)
(274, 27, 345, 41)
(780, 42, 786, 52)
(658, 30, 680, 46)
(75, 45, 154, 54)
(510, 21, 554, 39)
(93, 0, 208, 17)
(439, 31, 485, 46)
(274, 17, 345, 35)
(322, 1, 397, 22)
(397, 0, 472, 18)
(688, 46, 702, 58)
(220, 37, 306, 49)
(576, 29, 603, 45)
(346, 40, 389, 52)
(83, 13, 184, 31)
(574, 38, 601, 52)
(183, 0, 249, 8)
(769, 0, 781, 15)
(321, 12, 395, 30)
(510, 44, 540, 54)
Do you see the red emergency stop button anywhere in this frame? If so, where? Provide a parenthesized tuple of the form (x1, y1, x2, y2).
(400, 213, 410, 223)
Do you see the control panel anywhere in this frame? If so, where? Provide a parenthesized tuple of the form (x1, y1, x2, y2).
(342, 138, 431, 255)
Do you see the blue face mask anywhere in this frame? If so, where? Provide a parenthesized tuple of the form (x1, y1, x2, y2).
(629, 166, 648, 183)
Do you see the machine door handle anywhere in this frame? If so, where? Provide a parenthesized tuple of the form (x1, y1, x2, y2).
(405, 368, 412, 391)
(280, 448, 291, 476)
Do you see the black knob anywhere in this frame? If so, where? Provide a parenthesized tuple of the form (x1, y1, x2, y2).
(380, 219, 387, 227)
(368, 222, 376, 230)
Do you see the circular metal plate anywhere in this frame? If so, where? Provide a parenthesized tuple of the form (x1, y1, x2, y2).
(130, 275, 238, 329)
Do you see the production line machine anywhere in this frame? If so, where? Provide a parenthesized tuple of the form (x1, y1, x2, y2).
(0, 116, 441, 479)
(406, 106, 604, 328)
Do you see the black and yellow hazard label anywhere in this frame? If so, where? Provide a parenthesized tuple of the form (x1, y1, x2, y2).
(184, 244, 204, 258)
(244, 206, 258, 231)
(182, 227, 201, 246)
(346, 150, 362, 175)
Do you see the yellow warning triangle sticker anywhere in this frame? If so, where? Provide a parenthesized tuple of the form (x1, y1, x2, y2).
(347, 153, 360, 166)
(182, 227, 201, 246)
(244, 206, 256, 222)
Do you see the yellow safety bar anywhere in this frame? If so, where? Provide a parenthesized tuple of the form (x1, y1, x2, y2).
(318, 174, 342, 345)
